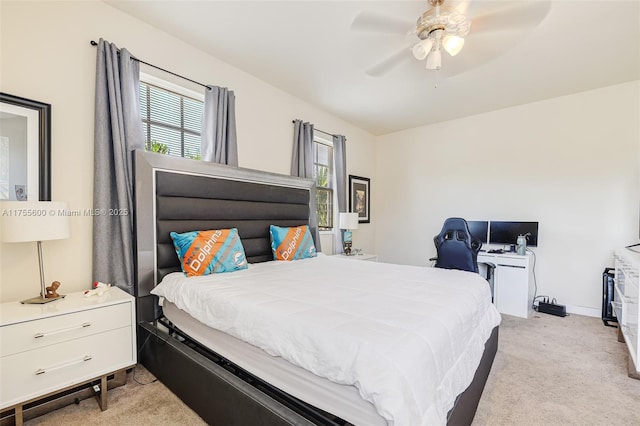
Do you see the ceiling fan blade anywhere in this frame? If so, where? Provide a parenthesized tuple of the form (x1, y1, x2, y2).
(365, 47, 411, 77)
(449, 0, 473, 15)
(470, 0, 551, 34)
(351, 11, 413, 35)
(436, 30, 525, 78)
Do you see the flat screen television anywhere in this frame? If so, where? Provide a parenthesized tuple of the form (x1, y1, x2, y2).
(467, 220, 489, 243)
(489, 221, 539, 247)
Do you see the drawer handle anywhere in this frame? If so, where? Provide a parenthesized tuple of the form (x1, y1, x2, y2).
(497, 264, 525, 269)
(35, 355, 93, 375)
(34, 322, 92, 339)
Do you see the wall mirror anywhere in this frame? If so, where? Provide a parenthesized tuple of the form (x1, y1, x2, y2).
(0, 93, 51, 201)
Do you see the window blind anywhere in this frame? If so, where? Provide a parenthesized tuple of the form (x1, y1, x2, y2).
(140, 81, 203, 159)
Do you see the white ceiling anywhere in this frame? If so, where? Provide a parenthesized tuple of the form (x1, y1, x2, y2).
(107, 0, 640, 136)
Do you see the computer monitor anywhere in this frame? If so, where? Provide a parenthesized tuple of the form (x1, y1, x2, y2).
(467, 220, 489, 244)
(489, 221, 539, 247)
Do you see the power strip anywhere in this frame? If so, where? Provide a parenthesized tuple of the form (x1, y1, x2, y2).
(538, 301, 567, 317)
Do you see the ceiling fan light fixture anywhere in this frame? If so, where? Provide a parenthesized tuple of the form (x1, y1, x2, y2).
(412, 38, 434, 60)
(442, 35, 464, 56)
(425, 48, 442, 70)
(413, 0, 471, 71)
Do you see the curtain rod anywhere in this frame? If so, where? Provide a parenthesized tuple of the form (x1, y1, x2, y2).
(90, 40, 209, 89)
(291, 120, 339, 139)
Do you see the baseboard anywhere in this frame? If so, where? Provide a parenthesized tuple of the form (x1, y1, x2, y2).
(565, 304, 600, 318)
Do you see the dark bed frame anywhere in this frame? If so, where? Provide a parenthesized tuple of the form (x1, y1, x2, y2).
(133, 150, 498, 425)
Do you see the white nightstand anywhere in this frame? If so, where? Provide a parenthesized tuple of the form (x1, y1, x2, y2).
(0, 287, 136, 424)
(334, 253, 378, 262)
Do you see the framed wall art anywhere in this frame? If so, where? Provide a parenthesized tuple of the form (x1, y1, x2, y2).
(348, 175, 370, 224)
(0, 93, 51, 201)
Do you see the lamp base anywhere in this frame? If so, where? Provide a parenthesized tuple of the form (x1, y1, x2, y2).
(20, 294, 66, 304)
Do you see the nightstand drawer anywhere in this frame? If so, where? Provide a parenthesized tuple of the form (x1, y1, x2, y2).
(0, 302, 132, 357)
(0, 326, 133, 409)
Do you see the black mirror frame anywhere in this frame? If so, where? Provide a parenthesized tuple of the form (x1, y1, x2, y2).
(0, 93, 51, 201)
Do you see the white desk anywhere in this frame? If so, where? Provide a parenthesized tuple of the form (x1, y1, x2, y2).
(477, 251, 534, 318)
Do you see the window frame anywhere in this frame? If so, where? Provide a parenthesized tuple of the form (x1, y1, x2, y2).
(313, 135, 334, 232)
(139, 73, 204, 159)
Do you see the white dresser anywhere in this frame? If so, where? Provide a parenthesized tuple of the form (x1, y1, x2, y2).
(613, 249, 640, 377)
(0, 287, 136, 423)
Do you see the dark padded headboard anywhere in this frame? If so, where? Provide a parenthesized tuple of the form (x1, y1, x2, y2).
(134, 150, 315, 321)
(156, 171, 311, 280)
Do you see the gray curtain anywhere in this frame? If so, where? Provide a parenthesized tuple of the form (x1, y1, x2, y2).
(202, 86, 238, 166)
(93, 38, 144, 294)
(292, 119, 321, 251)
(332, 135, 347, 255)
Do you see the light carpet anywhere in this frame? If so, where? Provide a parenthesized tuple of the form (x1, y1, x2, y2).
(24, 313, 640, 425)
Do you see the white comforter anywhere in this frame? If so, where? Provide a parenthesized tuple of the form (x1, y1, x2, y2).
(151, 254, 501, 425)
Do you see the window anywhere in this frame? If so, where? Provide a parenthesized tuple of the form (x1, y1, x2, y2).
(314, 137, 334, 230)
(139, 76, 204, 159)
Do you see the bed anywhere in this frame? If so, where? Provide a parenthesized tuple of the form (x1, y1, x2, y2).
(133, 150, 501, 425)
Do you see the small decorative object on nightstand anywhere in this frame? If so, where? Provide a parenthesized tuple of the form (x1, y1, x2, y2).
(0, 201, 70, 304)
(84, 281, 112, 298)
(339, 212, 359, 256)
(45, 281, 61, 298)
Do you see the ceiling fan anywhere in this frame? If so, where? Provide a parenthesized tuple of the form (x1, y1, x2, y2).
(352, 0, 551, 77)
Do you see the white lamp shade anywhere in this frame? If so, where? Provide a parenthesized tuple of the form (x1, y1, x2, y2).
(339, 212, 359, 230)
(425, 48, 442, 70)
(443, 35, 465, 57)
(412, 38, 434, 61)
(1, 201, 70, 243)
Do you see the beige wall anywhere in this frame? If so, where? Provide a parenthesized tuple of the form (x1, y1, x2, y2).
(375, 81, 640, 314)
(0, 1, 376, 302)
(2, 1, 636, 313)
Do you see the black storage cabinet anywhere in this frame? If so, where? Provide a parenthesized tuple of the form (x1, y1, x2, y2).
(602, 267, 617, 327)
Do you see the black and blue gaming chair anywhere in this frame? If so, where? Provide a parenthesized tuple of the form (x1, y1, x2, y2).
(433, 217, 482, 273)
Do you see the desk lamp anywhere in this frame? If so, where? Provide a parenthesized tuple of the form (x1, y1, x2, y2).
(339, 212, 359, 256)
(1, 201, 70, 304)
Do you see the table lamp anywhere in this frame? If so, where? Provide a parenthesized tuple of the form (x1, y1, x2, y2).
(1, 201, 70, 304)
(339, 212, 359, 256)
